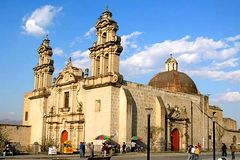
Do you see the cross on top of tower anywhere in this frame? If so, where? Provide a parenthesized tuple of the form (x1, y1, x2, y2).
(43, 35, 50, 46)
(102, 6, 112, 18)
(105, 5, 109, 12)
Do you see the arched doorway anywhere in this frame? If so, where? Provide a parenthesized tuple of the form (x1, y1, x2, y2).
(171, 128, 180, 151)
(61, 130, 68, 144)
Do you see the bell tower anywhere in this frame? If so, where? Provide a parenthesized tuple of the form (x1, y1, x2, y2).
(84, 7, 123, 89)
(89, 7, 122, 77)
(33, 35, 54, 91)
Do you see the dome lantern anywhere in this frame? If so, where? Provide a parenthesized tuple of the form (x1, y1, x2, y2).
(165, 54, 178, 71)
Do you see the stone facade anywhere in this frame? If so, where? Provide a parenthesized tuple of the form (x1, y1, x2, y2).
(22, 8, 240, 152)
(223, 118, 237, 130)
(0, 124, 31, 148)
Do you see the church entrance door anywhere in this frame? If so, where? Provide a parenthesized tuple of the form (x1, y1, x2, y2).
(61, 130, 68, 144)
(171, 128, 179, 151)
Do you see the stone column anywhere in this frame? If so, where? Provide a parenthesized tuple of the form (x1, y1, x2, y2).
(43, 71, 47, 88)
(56, 88, 61, 113)
(91, 56, 96, 77)
(34, 73, 37, 89)
(167, 119, 172, 150)
(69, 125, 74, 145)
(111, 53, 119, 73)
(55, 126, 60, 151)
(41, 73, 44, 88)
(108, 53, 113, 73)
(99, 54, 104, 75)
(38, 73, 42, 88)
(182, 121, 188, 150)
(71, 85, 76, 113)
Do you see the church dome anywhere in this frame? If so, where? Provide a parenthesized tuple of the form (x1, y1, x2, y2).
(148, 55, 198, 94)
(148, 70, 198, 94)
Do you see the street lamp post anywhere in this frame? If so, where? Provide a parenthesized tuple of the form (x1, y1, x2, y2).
(212, 112, 216, 160)
(145, 107, 153, 160)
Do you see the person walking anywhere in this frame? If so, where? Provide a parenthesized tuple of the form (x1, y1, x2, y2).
(187, 145, 193, 160)
(190, 145, 195, 160)
(89, 142, 94, 157)
(102, 143, 108, 157)
(82, 142, 86, 157)
(221, 143, 227, 157)
(194, 146, 200, 160)
(131, 141, 136, 152)
(122, 142, 126, 154)
(79, 142, 83, 158)
(230, 143, 236, 160)
(197, 143, 202, 152)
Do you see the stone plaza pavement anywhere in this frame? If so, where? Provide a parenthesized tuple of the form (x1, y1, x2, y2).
(0, 152, 239, 160)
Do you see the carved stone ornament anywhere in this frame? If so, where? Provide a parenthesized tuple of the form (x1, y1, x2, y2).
(112, 74, 118, 83)
(167, 105, 188, 120)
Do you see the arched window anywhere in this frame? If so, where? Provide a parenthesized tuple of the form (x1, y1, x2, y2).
(104, 54, 109, 74)
(96, 56, 100, 76)
(102, 32, 107, 44)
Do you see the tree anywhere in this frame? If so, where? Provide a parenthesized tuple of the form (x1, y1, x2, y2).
(41, 137, 57, 152)
(0, 129, 9, 153)
(145, 126, 164, 152)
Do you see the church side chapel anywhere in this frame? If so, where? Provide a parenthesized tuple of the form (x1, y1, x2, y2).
(23, 8, 240, 152)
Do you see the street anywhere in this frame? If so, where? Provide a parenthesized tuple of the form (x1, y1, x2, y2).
(2, 152, 240, 160)
(111, 152, 240, 160)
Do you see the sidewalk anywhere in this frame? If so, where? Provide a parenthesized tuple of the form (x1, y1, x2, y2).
(1, 153, 81, 159)
(0, 151, 232, 159)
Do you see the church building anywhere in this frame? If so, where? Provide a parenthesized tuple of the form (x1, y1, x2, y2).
(22, 8, 240, 152)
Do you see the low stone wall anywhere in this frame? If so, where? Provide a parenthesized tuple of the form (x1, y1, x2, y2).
(0, 123, 31, 151)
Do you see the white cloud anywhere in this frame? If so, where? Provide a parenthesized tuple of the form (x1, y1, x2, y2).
(70, 50, 91, 69)
(71, 50, 89, 59)
(177, 53, 200, 64)
(189, 69, 240, 82)
(211, 58, 239, 69)
(53, 47, 64, 56)
(218, 47, 239, 60)
(71, 50, 82, 59)
(226, 34, 240, 42)
(217, 91, 240, 102)
(121, 31, 142, 51)
(120, 35, 240, 80)
(70, 36, 81, 47)
(84, 27, 96, 38)
(22, 5, 62, 37)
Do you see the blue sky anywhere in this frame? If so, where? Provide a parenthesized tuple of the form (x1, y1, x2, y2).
(0, 1, 240, 127)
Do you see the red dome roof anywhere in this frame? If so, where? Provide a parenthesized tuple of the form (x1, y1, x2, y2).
(148, 70, 198, 94)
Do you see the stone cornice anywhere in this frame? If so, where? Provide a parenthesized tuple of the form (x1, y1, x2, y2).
(55, 80, 78, 87)
(83, 81, 122, 90)
(82, 74, 123, 90)
(29, 88, 51, 99)
(34, 64, 54, 73)
(96, 19, 118, 30)
(89, 41, 122, 54)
